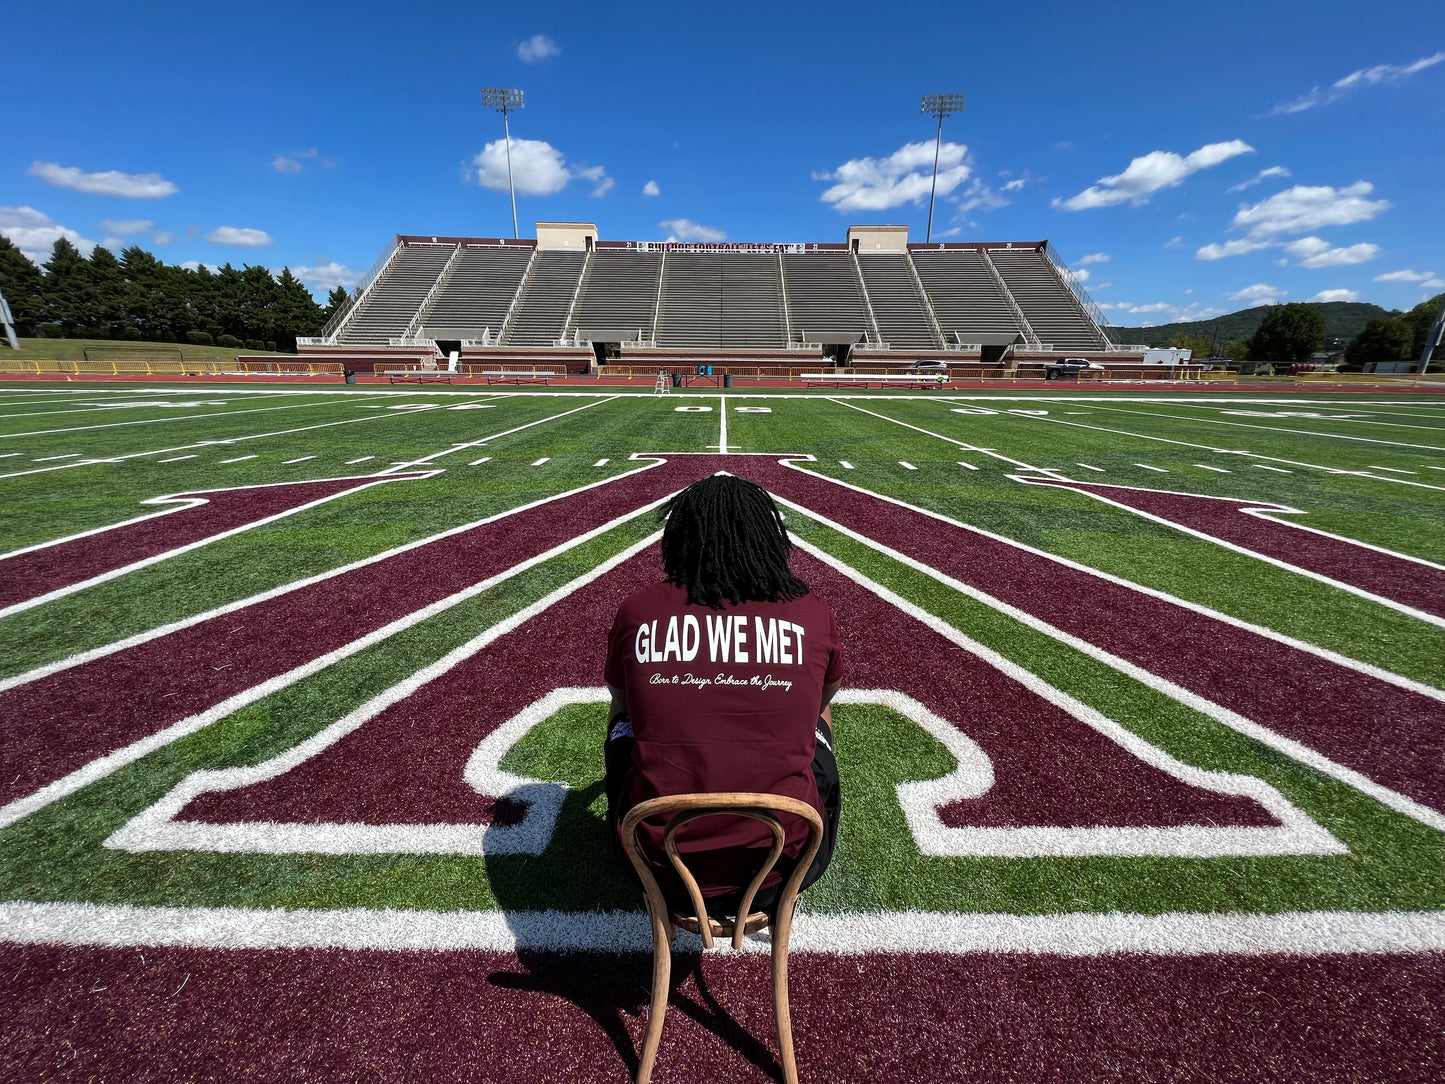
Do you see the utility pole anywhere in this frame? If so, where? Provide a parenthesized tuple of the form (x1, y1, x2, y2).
(481, 87, 526, 239)
(920, 94, 965, 244)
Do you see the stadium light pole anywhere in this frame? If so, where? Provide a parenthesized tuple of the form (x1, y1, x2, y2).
(920, 94, 965, 244)
(481, 87, 526, 239)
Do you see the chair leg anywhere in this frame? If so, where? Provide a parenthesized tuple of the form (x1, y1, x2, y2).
(635, 907, 673, 1084)
(770, 901, 801, 1084)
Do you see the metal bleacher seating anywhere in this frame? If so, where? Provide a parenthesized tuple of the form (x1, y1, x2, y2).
(857, 254, 941, 349)
(504, 251, 587, 345)
(339, 245, 455, 343)
(988, 248, 1108, 350)
(656, 253, 786, 348)
(420, 245, 532, 338)
(909, 249, 1023, 344)
(782, 252, 871, 343)
(572, 250, 664, 341)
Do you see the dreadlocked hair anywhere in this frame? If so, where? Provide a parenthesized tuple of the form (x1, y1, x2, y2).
(660, 475, 809, 610)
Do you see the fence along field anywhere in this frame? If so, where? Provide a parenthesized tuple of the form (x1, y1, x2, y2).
(0, 386, 1442, 1082)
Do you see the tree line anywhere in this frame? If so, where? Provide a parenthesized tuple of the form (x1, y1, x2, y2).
(0, 236, 351, 353)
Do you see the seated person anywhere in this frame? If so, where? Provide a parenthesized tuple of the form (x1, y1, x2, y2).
(603, 475, 842, 914)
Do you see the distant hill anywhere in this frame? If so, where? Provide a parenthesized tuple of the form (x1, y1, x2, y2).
(1107, 301, 1394, 349)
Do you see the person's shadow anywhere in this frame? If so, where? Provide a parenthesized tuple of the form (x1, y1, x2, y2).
(484, 774, 787, 1081)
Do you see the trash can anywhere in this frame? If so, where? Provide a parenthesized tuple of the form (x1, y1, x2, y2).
(723, 374, 733, 388)
(344, 369, 356, 385)
(671, 373, 683, 388)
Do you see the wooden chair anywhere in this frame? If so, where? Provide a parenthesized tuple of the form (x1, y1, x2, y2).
(620, 793, 825, 1084)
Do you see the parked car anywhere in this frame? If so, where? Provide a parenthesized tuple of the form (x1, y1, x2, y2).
(1043, 357, 1105, 380)
(905, 360, 949, 370)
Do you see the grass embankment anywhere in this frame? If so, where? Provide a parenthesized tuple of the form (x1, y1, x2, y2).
(6, 338, 294, 363)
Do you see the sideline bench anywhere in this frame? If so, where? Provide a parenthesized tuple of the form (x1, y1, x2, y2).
(480, 370, 553, 385)
(384, 369, 453, 385)
(800, 372, 947, 389)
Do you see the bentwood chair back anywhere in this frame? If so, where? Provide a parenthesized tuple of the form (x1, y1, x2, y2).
(620, 792, 825, 1084)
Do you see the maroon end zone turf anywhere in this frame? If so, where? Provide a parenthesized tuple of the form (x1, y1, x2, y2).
(181, 549, 1275, 834)
(2, 943, 1440, 1083)
(1017, 476, 1445, 618)
(0, 474, 430, 610)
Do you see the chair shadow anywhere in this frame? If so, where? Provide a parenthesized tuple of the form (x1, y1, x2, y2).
(483, 778, 785, 1081)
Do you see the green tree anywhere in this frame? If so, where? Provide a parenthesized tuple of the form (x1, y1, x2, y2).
(1398, 292, 1445, 360)
(1344, 317, 1412, 368)
(272, 268, 324, 352)
(87, 246, 127, 335)
(239, 264, 279, 345)
(42, 238, 98, 333)
(322, 285, 350, 327)
(1169, 333, 1212, 358)
(0, 237, 44, 336)
(1246, 303, 1326, 366)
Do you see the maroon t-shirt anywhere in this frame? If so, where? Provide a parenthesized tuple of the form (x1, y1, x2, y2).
(604, 581, 843, 897)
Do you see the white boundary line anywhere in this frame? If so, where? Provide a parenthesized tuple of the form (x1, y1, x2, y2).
(1088, 402, 1445, 452)
(0, 457, 669, 695)
(4, 900, 1443, 956)
(0, 521, 670, 832)
(0, 393, 398, 441)
(1009, 474, 1445, 630)
(0, 473, 436, 620)
(775, 490, 1445, 833)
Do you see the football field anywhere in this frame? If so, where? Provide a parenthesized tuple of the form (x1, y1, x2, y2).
(2, 382, 1443, 1082)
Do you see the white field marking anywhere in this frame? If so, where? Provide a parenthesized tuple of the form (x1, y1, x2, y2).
(0, 458, 671, 696)
(593, 458, 609, 467)
(531, 457, 550, 466)
(1206, 407, 1445, 434)
(830, 399, 1043, 471)
(386, 403, 441, 411)
(0, 453, 20, 459)
(0, 393, 300, 420)
(1252, 464, 1292, 473)
(0, 473, 439, 621)
(776, 491, 1445, 833)
(469, 457, 492, 466)
(4, 900, 1444, 957)
(1368, 465, 1417, 474)
(839, 461, 854, 470)
(345, 457, 374, 465)
(951, 406, 999, 415)
(956, 462, 978, 470)
(1428, 466, 1445, 472)
(157, 455, 198, 463)
(219, 455, 258, 464)
(1065, 412, 1091, 415)
(282, 456, 316, 465)
(1134, 463, 1169, 472)
(734, 406, 771, 413)
(992, 410, 1445, 493)
(372, 396, 617, 477)
(0, 394, 396, 441)
(1008, 474, 1445, 629)
(674, 405, 713, 412)
(795, 548, 1342, 858)
(105, 538, 660, 854)
(32, 453, 81, 462)
(774, 460, 1445, 706)
(1195, 464, 1231, 473)
(0, 402, 446, 482)
(1007, 409, 1048, 416)
(899, 461, 918, 470)
(709, 394, 732, 451)
(448, 404, 497, 410)
(1087, 402, 1445, 453)
(1075, 463, 1106, 472)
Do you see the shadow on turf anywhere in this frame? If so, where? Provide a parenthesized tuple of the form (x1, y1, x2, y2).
(484, 779, 787, 1081)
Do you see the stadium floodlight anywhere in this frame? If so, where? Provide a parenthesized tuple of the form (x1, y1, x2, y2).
(920, 93, 966, 244)
(481, 87, 526, 239)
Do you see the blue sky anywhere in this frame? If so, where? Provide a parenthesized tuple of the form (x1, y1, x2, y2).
(3, 0, 1441, 324)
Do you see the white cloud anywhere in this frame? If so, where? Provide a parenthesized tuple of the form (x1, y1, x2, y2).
(179, 260, 222, 273)
(659, 218, 727, 243)
(207, 226, 274, 247)
(517, 34, 560, 63)
(1422, 278, 1445, 289)
(1076, 252, 1109, 265)
(99, 218, 153, 235)
(1231, 181, 1389, 238)
(470, 138, 608, 197)
(1229, 283, 1287, 305)
(1196, 239, 1272, 260)
(815, 141, 971, 213)
(1227, 166, 1291, 192)
(1164, 236, 1183, 249)
(1002, 178, 1027, 191)
(1308, 289, 1360, 303)
(152, 231, 175, 245)
(0, 205, 97, 262)
(1374, 269, 1435, 282)
(1072, 268, 1091, 282)
(1271, 52, 1445, 115)
(1054, 140, 1253, 211)
(1097, 300, 1226, 325)
(272, 155, 304, 174)
(954, 177, 1010, 213)
(27, 161, 178, 198)
(290, 261, 362, 291)
(1282, 236, 1380, 268)
(642, 180, 660, 197)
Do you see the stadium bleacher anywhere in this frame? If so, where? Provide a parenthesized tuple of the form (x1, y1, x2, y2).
(312, 229, 1123, 365)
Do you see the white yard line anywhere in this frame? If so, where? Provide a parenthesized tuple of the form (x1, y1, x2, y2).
(32, 453, 81, 462)
(345, 457, 374, 465)
(219, 456, 258, 464)
(1195, 464, 1231, 473)
(1134, 463, 1169, 472)
(468, 457, 491, 466)
(1075, 463, 1105, 472)
(1368, 465, 1417, 474)
(709, 394, 732, 452)
(0, 394, 397, 441)
(957, 462, 979, 470)
(830, 399, 1043, 471)
(157, 455, 197, 463)
(531, 458, 550, 466)
(1252, 464, 1292, 473)
(1087, 403, 1445, 453)
(899, 461, 918, 470)
(282, 456, 316, 464)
